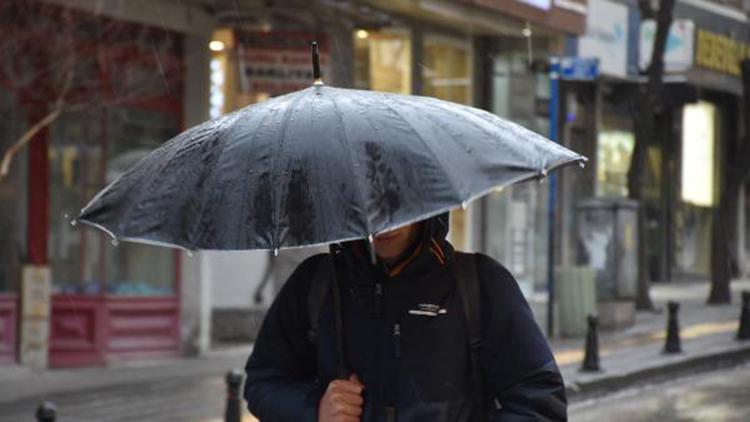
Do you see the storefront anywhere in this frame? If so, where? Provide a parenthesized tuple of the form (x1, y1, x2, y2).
(0, 1, 186, 367)
(562, 0, 749, 283)
(645, 3, 748, 281)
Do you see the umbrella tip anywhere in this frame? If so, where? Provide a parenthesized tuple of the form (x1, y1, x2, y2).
(310, 41, 323, 85)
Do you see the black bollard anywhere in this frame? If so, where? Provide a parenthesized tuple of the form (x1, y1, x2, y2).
(35, 401, 56, 422)
(225, 369, 243, 422)
(663, 301, 682, 354)
(580, 314, 601, 372)
(738, 291, 750, 340)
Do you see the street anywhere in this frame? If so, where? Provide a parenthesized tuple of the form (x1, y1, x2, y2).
(570, 363, 750, 421)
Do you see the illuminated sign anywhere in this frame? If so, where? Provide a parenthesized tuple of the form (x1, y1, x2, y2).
(681, 102, 716, 207)
(695, 29, 750, 77)
(235, 31, 330, 99)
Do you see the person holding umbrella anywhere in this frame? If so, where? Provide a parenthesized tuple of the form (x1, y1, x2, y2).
(243, 212, 566, 422)
(74, 43, 580, 422)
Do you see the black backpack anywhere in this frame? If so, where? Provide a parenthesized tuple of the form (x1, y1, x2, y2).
(306, 251, 484, 416)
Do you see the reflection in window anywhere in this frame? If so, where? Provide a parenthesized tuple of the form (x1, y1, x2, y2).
(423, 34, 471, 105)
(105, 108, 177, 296)
(49, 107, 178, 296)
(49, 110, 104, 294)
(354, 29, 412, 94)
(596, 130, 634, 198)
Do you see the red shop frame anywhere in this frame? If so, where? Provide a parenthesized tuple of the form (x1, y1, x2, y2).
(2, 2, 185, 367)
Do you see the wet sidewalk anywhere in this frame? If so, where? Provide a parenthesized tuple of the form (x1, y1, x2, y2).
(547, 279, 750, 400)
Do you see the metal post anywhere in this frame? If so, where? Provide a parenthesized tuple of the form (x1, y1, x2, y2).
(546, 57, 560, 338)
(35, 401, 56, 422)
(225, 369, 243, 422)
(664, 301, 682, 353)
(580, 315, 601, 372)
(738, 291, 750, 340)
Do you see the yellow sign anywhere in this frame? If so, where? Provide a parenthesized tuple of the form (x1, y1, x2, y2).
(695, 29, 750, 76)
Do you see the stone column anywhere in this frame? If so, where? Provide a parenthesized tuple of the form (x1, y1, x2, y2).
(19, 266, 51, 370)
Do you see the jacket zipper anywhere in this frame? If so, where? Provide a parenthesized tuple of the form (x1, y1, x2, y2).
(392, 323, 401, 358)
(372, 281, 384, 421)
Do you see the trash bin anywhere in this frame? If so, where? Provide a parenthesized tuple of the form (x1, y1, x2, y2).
(556, 266, 596, 337)
(576, 198, 638, 301)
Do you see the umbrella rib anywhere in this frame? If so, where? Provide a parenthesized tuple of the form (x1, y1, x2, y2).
(421, 98, 562, 171)
(383, 94, 466, 202)
(328, 90, 374, 237)
(270, 90, 310, 249)
(183, 112, 245, 250)
(112, 116, 230, 242)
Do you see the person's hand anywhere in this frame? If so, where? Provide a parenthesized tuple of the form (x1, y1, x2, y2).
(318, 374, 365, 422)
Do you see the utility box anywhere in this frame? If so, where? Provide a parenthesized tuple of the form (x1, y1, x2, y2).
(576, 198, 638, 301)
(556, 266, 596, 337)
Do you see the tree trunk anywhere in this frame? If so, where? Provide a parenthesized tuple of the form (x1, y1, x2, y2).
(629, 0, 675, 310)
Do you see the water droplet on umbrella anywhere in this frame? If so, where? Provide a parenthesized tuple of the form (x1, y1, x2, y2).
(70, 219, 77, 227)
(111, 238, 120, 247)
(273, 248, 279, 257)
(579, 161, 586, 169)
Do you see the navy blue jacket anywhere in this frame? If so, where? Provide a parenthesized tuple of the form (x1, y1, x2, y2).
(245, 220, 566, 421)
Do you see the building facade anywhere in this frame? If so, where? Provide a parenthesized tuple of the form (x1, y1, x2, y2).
(0, 0, 215, 367)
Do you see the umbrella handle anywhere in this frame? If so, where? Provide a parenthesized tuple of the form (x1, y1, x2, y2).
(328, 244, 348, 379)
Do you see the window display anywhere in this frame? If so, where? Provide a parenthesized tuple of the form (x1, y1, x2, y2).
(48, 108, 178, 296)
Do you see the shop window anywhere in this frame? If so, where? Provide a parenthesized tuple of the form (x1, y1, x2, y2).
(596, 130, 635, 197)
(105, 108, 178, 296)
(48, 107, 178, 296)
(483, 47, 552, 292)
(423, 34, 471, 105)
(354, 29, 412, 94)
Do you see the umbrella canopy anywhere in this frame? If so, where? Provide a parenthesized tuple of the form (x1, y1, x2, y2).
(78, 84, 586, 251)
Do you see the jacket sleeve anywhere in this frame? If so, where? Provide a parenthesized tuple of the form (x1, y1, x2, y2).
(244, 255, 326, 422)
(476, 254, 567, 421)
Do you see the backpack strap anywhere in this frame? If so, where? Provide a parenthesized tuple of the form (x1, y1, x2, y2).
(307, 256, 331, 343)
(452, 252, 484, 418)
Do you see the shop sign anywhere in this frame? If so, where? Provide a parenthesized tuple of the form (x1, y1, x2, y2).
(639, 19, 694, 73)
(560, 57, 599, 80)
(235, 31, 329, 98)
(695, 29, 750, 77)
(681, 102, 716, 208)
(577, 0, 628, 78)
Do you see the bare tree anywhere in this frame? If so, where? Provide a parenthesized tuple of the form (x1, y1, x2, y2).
(629, 0, 676, 310)
(0, 0, 183, 180)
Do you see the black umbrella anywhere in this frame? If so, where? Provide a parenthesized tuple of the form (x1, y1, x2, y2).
(78, 47, 585, 252)
(76, 43, 586, 377)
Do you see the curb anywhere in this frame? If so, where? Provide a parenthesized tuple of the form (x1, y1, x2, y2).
(566, 343, 750, 402)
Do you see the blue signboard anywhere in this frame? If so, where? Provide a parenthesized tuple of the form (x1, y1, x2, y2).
(560, 57, 600, 80)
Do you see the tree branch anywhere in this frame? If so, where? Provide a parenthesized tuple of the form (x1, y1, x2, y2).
(0, 107, 60, 179)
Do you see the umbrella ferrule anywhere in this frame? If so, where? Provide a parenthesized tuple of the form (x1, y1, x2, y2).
(310, 41, 323, 84)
